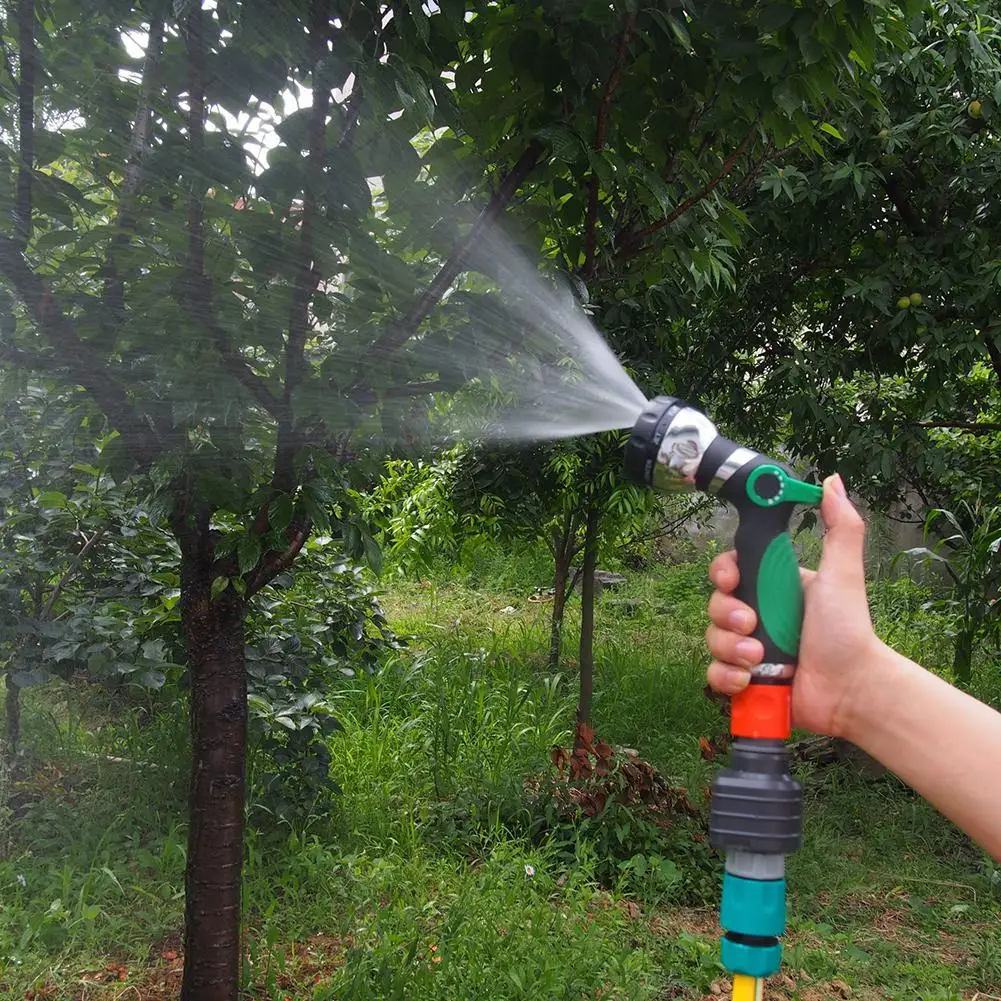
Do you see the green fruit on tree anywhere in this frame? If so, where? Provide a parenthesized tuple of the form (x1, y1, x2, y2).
(969, 99, 983, 118)
(909, 292, 922, 306)
(897, 297, 911, 310)
(878, 128, 889, 137)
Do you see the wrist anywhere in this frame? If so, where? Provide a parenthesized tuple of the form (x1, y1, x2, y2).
(832, 634, 909, 743)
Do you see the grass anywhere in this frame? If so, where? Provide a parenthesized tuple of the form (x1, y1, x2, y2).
(2, 545, 1000, 1000)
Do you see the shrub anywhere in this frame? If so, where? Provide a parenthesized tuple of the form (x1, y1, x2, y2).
(245, 545, 402, 825)
(525, 723, 715, 904)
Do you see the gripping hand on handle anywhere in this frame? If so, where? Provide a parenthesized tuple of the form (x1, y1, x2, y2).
(705, 473, 878, 738)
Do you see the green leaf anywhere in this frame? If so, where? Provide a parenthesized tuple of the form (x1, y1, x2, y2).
(362, 530, 383, 575)
(33, 131, 66, 166)
(757, 5, 795, 31)
(798, 32, 823, 66)
(269, 493, 294, 534)
(535, 125, 584, 163)
(819, 122, 844, 140)
(587, 150, 615, 189)
(32, 228, 78, 253)
(342, 521, 360, 557)
(666, 14, 694, 54)
(407, 0, 430, 44)
(453, 57, 482, 94)
(640, 167, 673, 213)
(238, 533, 262, 574)
(395, 64, 435, 124)
(312, 293, 333, 321)
(37, 490, 67, 509)
(211, 576, 230, 600)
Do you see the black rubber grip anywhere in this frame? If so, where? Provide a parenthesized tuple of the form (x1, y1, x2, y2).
(708, 441, 803, 667)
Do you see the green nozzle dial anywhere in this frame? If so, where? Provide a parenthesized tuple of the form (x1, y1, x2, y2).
(745, 465, 823, 509)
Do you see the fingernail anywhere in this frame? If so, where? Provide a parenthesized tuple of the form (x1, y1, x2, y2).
(729, 609, 753, 631)
(736, 639, 758, 664)
(829, 473, 847, 498)
(725, 667, 750, 692)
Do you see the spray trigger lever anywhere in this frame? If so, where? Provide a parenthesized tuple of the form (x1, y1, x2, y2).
(745, 465, 824, 509)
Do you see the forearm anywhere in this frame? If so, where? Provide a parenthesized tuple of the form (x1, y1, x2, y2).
(842, 641, 1001, 861)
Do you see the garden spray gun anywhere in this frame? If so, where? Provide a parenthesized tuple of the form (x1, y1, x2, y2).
(624, 397, 824, 1001)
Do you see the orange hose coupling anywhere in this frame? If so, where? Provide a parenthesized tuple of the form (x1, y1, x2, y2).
(731, 683, 792, 740)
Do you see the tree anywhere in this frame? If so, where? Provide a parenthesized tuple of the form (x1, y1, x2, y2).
(688, 1, 1001, 513)
(0, 3, 520, 996)
(449, 433, 657, 685)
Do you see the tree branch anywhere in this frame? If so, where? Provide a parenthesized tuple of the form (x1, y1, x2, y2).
(626, 496, 717, 547)
(731, 142, 777, 205)
(104, 14, 165, 325)
(122, 20, 164, 203)
(180, 6, 280, 421)
(616, 117, 760, 261)
(14, 0, 35, 250)
(336, 91, 362, 151)
(909, 421, 1001, 435)
(0, 337, 63, 376)
(0, 236, 161, 466)
(349, 379, 444, 410)
(984, 333, 1001, 387)
(366, 140, 544, 367)
(185, 6, 206, 281)
(0, 37, 16, 91)
(881, 174, 926, 236)
(245, 519, 313, 597)
(274, 0, 331, 493)
(42, 527, 107, 618)
(330, 1, 394, 155)
(582, 12, 635, 279)
(382, 379, 442, 398)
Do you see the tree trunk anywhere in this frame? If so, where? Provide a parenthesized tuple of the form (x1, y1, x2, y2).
(174, 513, 247, 1001)
(547, 538, 571, 671)
(984, 332, 1001, 388)
(4, 671, 19, 764)
(576, 501, 600, 728)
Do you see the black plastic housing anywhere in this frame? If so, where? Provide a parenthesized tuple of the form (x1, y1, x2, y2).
(622, 395, 683, 487)
(709, 740, 803, 855)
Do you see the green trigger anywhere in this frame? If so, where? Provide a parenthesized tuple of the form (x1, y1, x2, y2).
(757, 533, 803, 656)
(746, 465, 824, 508)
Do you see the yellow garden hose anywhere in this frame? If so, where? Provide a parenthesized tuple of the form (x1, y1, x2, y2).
(731, 974, 764, 1001)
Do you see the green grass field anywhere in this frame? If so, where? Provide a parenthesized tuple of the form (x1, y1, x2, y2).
(2, 550, 999, 1001)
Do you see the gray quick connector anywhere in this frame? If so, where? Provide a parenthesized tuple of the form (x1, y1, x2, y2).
(725, 850, 785, 881)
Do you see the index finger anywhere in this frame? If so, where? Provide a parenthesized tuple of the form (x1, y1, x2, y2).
(708, 550, 739, 594)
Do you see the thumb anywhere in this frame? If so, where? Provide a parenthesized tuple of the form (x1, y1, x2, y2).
(818, 474, 866, 589)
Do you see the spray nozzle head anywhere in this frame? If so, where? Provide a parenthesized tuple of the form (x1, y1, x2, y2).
(623, 396, 721, 493)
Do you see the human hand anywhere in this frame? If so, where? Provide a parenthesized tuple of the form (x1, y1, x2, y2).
(704, 474, 881, 737)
